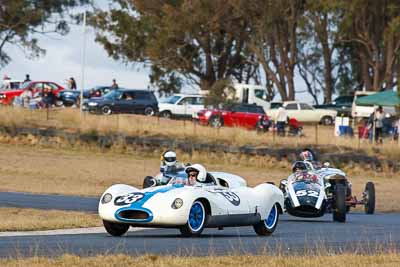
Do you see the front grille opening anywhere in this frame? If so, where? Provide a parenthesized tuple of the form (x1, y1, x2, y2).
(118, 210, 149, 220)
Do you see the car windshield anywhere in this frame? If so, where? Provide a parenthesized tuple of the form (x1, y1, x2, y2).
(160, 95, 181, 104)
(103, 90, 121, 99)
(20, 81, 31, 89)
(289, 171, 321, 185)
(167, 176, 189, 185)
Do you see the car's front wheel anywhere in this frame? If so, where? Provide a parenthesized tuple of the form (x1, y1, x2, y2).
(160, 110, 172, 119)
(101, 105, 112, 115)
(180, 200, 206, 237)
(209, 116, 223, 128)
(333, 184, 347, 222)
(253, 203, 279, 236)
(103, 220, 129, 236)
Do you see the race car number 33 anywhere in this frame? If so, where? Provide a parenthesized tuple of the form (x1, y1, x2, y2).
(114, 192, 144, 206)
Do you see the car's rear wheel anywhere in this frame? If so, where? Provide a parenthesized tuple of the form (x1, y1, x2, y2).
(209, 115, 223, 128)
(160, 110, 172, 119)
(321, 116, 334, 125)
(364, 182, 375, 214)
(101, 105, 112, 115)
(144, 106, 155, 116)
(180, 200, 206, 237)
(333, 184, 346, 222)
(253, 203, 279, 236)
(103, 220, 129, 236)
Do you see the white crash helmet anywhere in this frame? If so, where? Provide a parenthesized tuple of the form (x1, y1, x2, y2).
(163, 151, 177, 166)
(185, 164, 207, 182)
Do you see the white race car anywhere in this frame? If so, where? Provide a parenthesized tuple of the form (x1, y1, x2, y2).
(99, 172, 284, 237)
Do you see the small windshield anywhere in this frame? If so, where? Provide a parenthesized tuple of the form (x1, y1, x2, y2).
(160, 95, 181, 104)
(103, 90, 121, 99)
(20, 81, 31, 89)
(289, 171, 321, 185)
(167, 176, 189, 185)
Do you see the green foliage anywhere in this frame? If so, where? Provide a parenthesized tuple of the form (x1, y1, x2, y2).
(0, 0, 89, 68)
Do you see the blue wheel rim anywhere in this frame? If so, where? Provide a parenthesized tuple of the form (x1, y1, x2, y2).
(264, 204, 277, 229)
(188, 202, 204, 232)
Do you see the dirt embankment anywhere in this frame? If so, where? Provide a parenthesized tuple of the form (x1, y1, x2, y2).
(0, 125, 397, 172)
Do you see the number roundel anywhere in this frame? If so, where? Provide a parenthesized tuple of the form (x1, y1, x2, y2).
(219, 191, 240, 206)
(114, 192, 144, 206)
(295, 190, 319, 198)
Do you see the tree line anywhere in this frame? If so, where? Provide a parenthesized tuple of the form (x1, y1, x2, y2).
(1, 1, 400, 104)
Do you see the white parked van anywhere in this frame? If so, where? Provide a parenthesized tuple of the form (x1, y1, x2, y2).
(351, 91, 377, 118)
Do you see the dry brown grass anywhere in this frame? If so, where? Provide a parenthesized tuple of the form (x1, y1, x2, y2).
(1, 253, 400, 267)
(0, 143, 398, 212)
(0, 207, 100, 231)
(0, 106, 399, 159)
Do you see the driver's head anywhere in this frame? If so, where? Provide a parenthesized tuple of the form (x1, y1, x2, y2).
(163, 150, 177, 166)
(185, 164, 206, 185)
(299, 150, 313, 161)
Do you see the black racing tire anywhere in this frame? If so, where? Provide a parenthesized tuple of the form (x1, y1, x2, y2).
(364, 182, 375, 214)
(144, 106, 155, 116)
(101, 105, 112, 115)
(180, 200, 206, 237)
(321, 116, 334, 125)
(333, 184, 347, 222)
(143, 176, 157, 189)
(253, 203, 279, 236)
(209, 115, 223, 128)
(103, 220, 129, 236)
(160, 110, 172, 119)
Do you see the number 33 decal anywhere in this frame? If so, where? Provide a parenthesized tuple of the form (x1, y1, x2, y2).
(114, 192, 144, 206)
(219, 191, 241, 206)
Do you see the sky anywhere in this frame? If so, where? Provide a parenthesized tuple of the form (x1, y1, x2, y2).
(0, 3, 316, 103)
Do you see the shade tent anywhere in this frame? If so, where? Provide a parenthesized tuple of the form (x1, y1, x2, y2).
(356, 90, 400, 107)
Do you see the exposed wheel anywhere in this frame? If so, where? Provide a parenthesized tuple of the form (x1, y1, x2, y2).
(209, 116, 223, 128)
(364, 182, 375, 214)
(55, 100, 64, 107)
(180, 200, 206, 237)
(321, 116, 334, 125)
(103, 220, 129, 236)
(253, 203, 279, 236)
(143, 176, 157, 188)
(144, 106, 155, 116)
(160, 110, 172, 119)
(333, 184, 346, 222)
(101, 105, 112, 115)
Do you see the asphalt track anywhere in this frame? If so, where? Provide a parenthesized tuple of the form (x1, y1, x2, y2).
(0, 192, 399, 257)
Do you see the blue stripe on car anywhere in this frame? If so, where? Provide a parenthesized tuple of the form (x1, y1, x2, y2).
(115, 184, 184, 223)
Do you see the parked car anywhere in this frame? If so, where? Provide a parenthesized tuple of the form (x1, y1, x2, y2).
(313, 95, 354, 117)
(197, 103, 270, 131)
(0, 79, 22, 91)
(268, 101, 337, 125)
(158, 94, 205, 119)
(0, 81, 64, 105)
(84, 89, 158, 116)
(57, 86, 117, 107)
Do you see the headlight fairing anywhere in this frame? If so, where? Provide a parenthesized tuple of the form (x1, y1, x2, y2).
(101, 193, 113, 204)
(171, 198, 183, 209)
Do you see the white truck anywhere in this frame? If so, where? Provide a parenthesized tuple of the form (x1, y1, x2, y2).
(351, 91, 396, 118)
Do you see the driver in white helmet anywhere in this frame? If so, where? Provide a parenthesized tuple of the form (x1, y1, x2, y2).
(185, 164, 207, 186)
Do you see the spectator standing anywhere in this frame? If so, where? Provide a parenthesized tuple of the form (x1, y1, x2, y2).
(275, 106, 288, 136)
(20, 88, 33, 108)
(110, 79, 119, 89)
(374, 106, 385, 144)
(24, 74, 31, 82)
(68, 77, 77, 90)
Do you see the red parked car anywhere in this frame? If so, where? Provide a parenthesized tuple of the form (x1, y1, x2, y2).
(197, 103, 271, 131)
(0, 81, 65, 105)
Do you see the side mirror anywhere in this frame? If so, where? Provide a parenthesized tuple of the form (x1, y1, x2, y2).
(323, 162, 330, 168)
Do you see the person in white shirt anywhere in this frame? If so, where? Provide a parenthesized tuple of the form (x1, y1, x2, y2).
(276, 106, 288, 136)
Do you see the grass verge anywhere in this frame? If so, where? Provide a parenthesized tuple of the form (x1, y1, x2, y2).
(0, 207, 100, 231)
(1, 253, 400, 267)
(0, 143, 398, 212)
